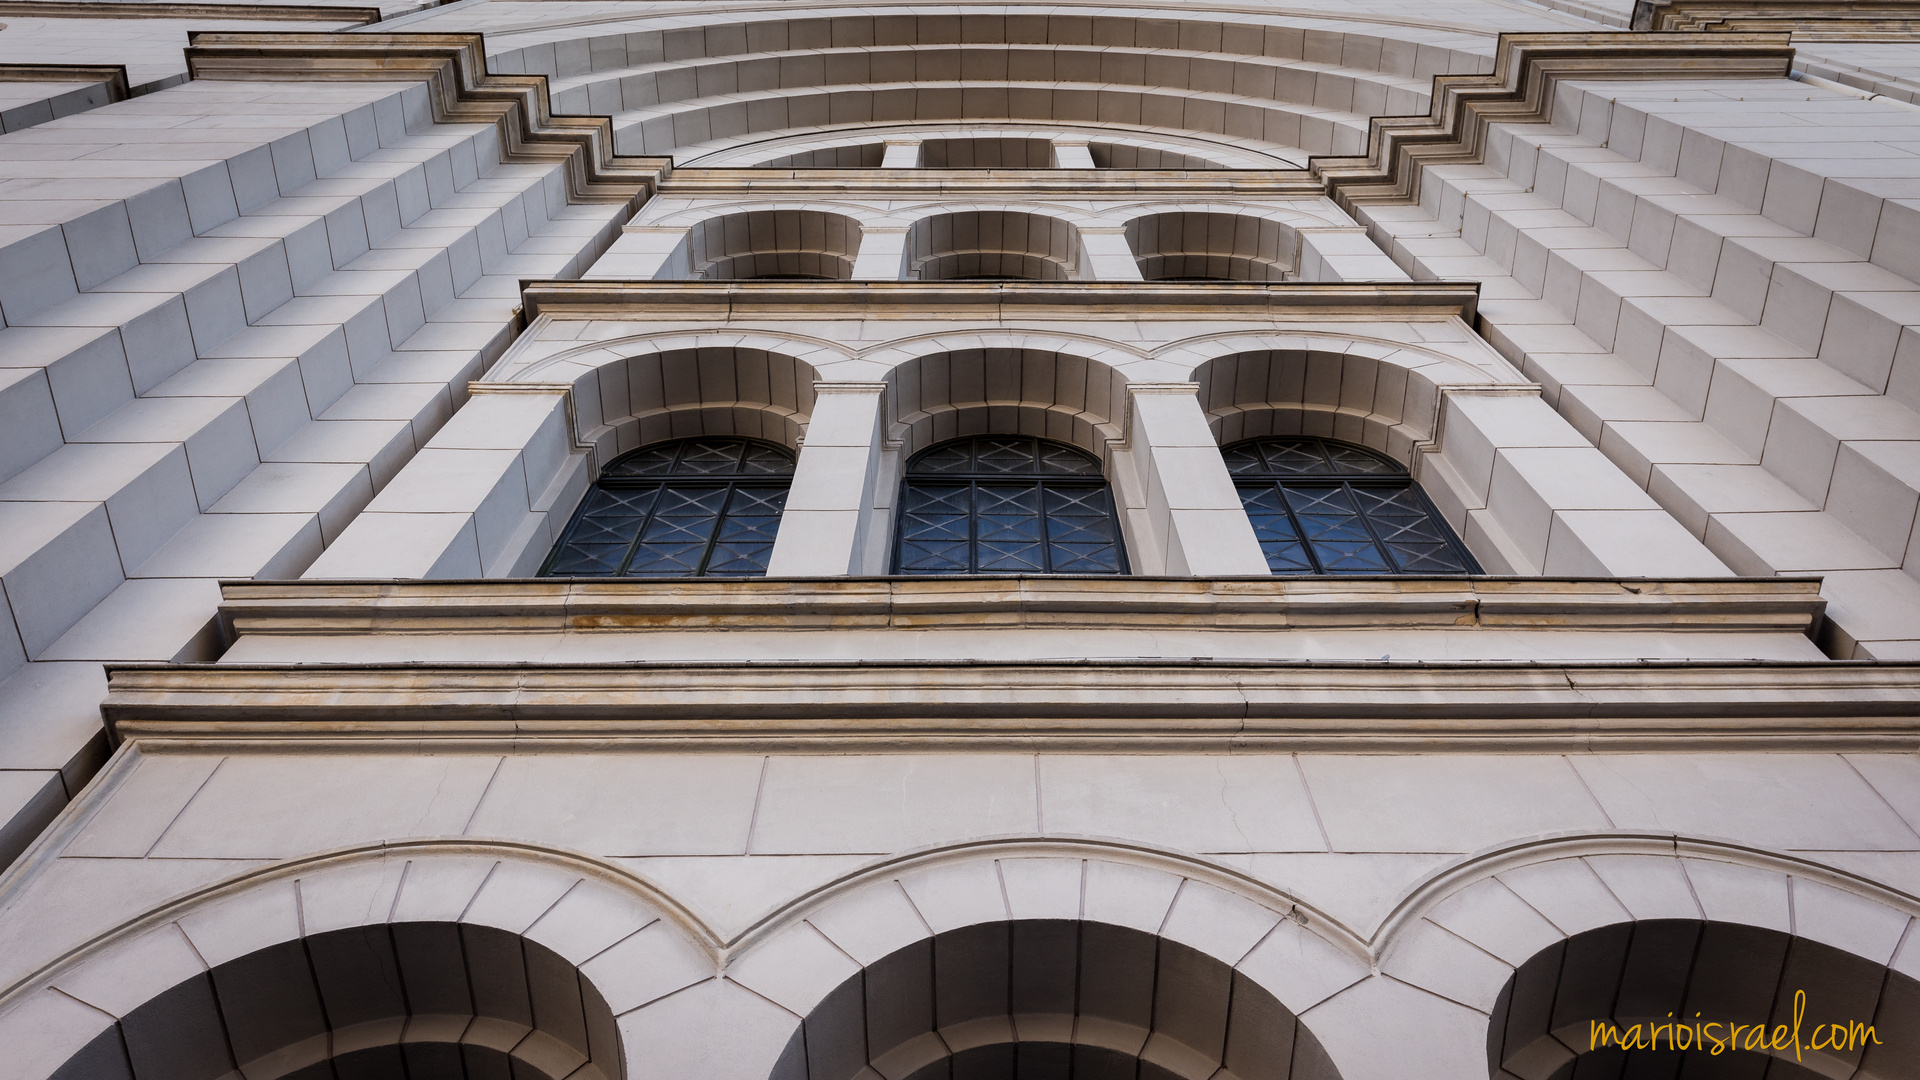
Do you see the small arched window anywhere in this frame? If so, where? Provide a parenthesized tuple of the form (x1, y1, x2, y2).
(895, 435, 1127, 575)
(1225, 436, 1478, 575)
(541, 437, 793, 577)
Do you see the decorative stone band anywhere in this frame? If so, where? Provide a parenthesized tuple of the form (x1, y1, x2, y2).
(1632, 0, 1920, 40)
(0, 63, 128, 100)
(183, 32, 672, 204)
(0, 0, 379, 21)
(514, 279, 1484, 323)
(655, 168, 1326, 199)
(213, 576, 1825, 636)
(1311, 31, 1795, 213)
(102, 656, 1920, 752)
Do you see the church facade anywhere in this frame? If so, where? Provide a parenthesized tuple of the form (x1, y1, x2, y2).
(0, 1, 1919, 1077)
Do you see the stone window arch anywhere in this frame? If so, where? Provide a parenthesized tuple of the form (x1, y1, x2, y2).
(894, 435, 1127, 575)
(48, 921, 622, 1080)
(679, 210, 863, 280)
(542, 436, 794, 577)
(1225, 436, 1476, 575)
(781, 917, 1341, 1080)
(1124, 212, 1297, 281)
(904, 211, 1080, 281)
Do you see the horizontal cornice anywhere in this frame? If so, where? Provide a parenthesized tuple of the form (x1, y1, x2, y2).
(1633, 0, 1920, 40)
(215, 575, 1826, 637)
(184, 32, 672, 204)
(0, 1, 378, 21)
(515, 279, 1483, 321)
(103, 659, 1920, 752)
(655, 168, 1324, 199)
(1312, 31, 1795, 212)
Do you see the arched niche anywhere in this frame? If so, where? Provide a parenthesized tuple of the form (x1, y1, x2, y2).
(776, 918, 1343, 1080)
(1188, 346, 1444, 466)
(919, 137, 1055, 168)
(666, 210, 864, 280)
(882, 347, 1125, 461)
(904, 211, 1081, 281)
(49, 921, 623, 1080)
(1124, 212, 1298, 281)
(1491, 919, 1917, 1079)
(571, 346, 822, 463)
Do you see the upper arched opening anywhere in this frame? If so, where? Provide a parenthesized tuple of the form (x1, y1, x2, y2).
(1125, 212, 1297, 281)
(905, 211, 1079, 281)
(669, 210, 863, 280)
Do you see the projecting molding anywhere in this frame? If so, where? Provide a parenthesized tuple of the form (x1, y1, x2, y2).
(657, 169, 1326, 199)
(1633, 0, 1920, 39)
(0, 63, 127, 99)
(0, 1, 378, 20)
(1312, 31, 1795, 211)
(515, 279, 1484, 322)
(184, 32, 671, 203)
(103, 659, 1920, 751)
(213, 576, 1828, 638)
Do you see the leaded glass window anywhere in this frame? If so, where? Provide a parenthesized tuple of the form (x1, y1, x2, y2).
(541, 437, 793, 577)
(895, 435, 1128, 574)
(1225, 437, 1478, 575)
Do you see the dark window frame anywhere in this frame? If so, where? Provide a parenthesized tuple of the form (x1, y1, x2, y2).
(539, 436, 794, 578)
(1225, 436, 1480, 576)
(892, 435, 1130, 576)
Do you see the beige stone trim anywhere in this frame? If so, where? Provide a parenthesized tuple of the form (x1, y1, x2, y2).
(0, 1, 378, 21)
(1312, 31, 1795, 213)
(659, 169, 1324, 198)
(515, 279, 1483, 322)
(1633, 0, 1920, 39)
(212, 576, 1827, 636)
(0, 64, 128, 99)
(184, 32, 672, 204)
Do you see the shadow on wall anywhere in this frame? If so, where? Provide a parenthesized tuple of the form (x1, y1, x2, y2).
(670, 210, 865, 280)
(905, 212, 1080, 281)
(777, 919, 1342, 1080)
(50, 922, 622, 1080)
(1492, 919, 1918, 1080)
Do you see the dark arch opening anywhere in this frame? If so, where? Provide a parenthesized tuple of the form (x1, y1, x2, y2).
(1490, 918, 1919, 1080)
(52, 922, 622, 1080)
(775, 919, 1340, 1080)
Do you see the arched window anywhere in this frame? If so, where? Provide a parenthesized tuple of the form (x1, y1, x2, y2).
(1225, 436, 1478, 575)
(895, 435, 1127, 575)
(541, 437, 793, 577)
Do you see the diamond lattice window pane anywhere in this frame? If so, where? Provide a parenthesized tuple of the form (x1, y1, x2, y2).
(898, 436, 1127, 574)
(1285, 484, 1392, 573)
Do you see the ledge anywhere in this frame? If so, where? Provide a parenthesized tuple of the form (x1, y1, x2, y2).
(515, 279, 1482, 322)
(0, 1, 378, 21)
(1633, 0, 1920, 39)
(656, 168, 1324, 199)
(102, 659, 1920, 751)
(216, 576, 1826, 637)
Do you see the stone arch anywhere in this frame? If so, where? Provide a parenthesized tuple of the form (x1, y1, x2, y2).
(0, 840, 723, 1080)
(1181, 339, 1469, 465)
(1490, 919, 1916, 1079)
(881, 347, 1126, 460)
(664, 209, 865, 280)
(1346, 835, 1920, 1079)
(781, 919, 1343, 1080)
(720, 842, 1371, 1080)
(1123, 211, 1301, 281)
(903, 209, 1081, 281)
(565, 346, 824, 464)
